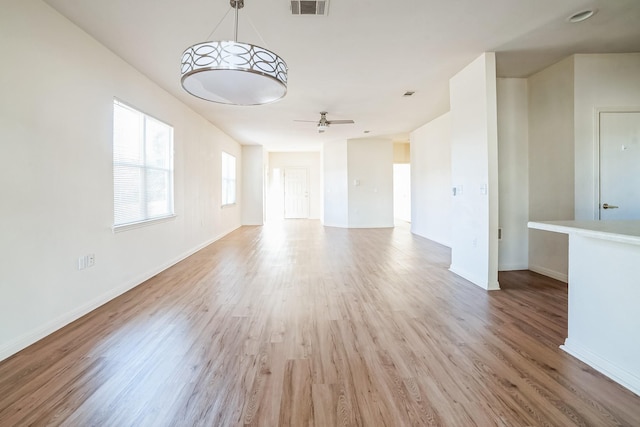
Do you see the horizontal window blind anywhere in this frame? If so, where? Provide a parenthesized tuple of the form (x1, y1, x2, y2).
(221, 151, 236, 206)
(113, 100, 174, 227)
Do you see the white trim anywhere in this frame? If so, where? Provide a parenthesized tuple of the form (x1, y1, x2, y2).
(498, 264, 529, 271)
(0, 226, 239, 363)
(529, 264, 568, 283)
(410, 228, 451, 248)
(449, 264, 500, 291)
(322, 222, 349, 228)
(112, 214, 177, 233)
(561, 338, 640, 397)
(346, 224, 394, 229)
(114, 97, 173, 128)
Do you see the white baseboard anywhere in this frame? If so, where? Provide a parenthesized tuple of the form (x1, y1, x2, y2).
(322, 222, 348, 228)
(561, 339, 640, 397)
(0, 227, 237, 363)
(529, 264, 568, 283)
(449, 265, 500, 291)
(410, 228, 451, 248)
(498, 264, 529, 271)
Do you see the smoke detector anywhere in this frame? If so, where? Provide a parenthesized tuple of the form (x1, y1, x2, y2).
(291, 1, 329, 15)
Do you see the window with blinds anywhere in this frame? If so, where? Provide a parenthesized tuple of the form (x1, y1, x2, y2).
(221, 151, 236, 206)
(113, 100, 174, 228)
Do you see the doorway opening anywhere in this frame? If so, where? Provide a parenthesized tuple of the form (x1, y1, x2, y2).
(267, 166, 310, 221)
(393, 163, 411, 223)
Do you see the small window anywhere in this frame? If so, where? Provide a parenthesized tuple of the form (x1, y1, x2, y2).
(221, 151, 236, 206)
(113, 100, 174, 228)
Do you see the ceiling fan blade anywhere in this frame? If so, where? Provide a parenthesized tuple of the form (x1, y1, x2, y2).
(293, 120, 318, 123)
(327, 120, 355, 125)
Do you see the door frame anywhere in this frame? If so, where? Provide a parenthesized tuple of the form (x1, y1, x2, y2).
(593, 106, 640, 219)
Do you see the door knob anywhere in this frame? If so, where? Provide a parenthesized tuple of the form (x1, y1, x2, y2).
(602, 203, 619, 209)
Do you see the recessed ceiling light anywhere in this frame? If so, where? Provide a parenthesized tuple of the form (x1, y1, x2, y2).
(403, 91, 415, 97)
(567, 9, 596, 23)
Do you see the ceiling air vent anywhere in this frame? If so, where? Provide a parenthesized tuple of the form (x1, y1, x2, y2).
(291, 1, 328, 16)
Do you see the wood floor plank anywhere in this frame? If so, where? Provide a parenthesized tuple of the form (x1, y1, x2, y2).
(1, 220, 639, 426)
(279, 359, 313, 426)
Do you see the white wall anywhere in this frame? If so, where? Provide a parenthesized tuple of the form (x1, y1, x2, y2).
(242, 145, 264, 225)
(449, 53, 500, 290)
(347, 138, 394, 228)
(497, 78, 529, 270)
(0, 0, 242, 361)
(322, 139, 394, 228)
(573, 54, 640, 220)
(322, 142, 349, 227)
(410, 113, 452, 247)
(267, 151, 322, 220)
(528, 57, 574, 282)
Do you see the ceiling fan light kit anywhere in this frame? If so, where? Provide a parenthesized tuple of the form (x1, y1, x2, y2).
(295, 111, 355, 133)
(181, 0, 288, 105)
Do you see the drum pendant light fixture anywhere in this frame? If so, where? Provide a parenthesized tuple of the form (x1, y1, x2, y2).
(181, 0, 288, 105)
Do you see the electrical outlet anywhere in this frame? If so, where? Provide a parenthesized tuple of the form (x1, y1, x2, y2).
(87, 253, 95, 267)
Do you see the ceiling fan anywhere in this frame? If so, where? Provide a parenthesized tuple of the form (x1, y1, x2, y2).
(295, 111, 355, 133)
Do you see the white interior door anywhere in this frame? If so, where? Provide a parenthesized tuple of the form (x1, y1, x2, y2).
(284, 168, 309, 219)
(599, 111, 640, 220)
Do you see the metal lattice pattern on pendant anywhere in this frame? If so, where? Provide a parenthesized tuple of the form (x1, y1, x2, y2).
(181, 41, 288, 84)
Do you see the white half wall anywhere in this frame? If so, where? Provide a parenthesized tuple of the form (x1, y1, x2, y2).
(410, 113, 452, 247)
(497, 78, 529, 271)
(347, 138, 394, 228)
(527, 57, 575, 282)
(242, 145, 264, 225)
(573, 53, 640, 220)
(449, 53, 500, 290)
(0, 1, 242, 361)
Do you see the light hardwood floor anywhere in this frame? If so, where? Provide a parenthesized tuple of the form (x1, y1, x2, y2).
(1, 220, 639, 426)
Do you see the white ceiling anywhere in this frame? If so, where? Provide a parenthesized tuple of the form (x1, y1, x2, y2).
(44, 0, 640, 151)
